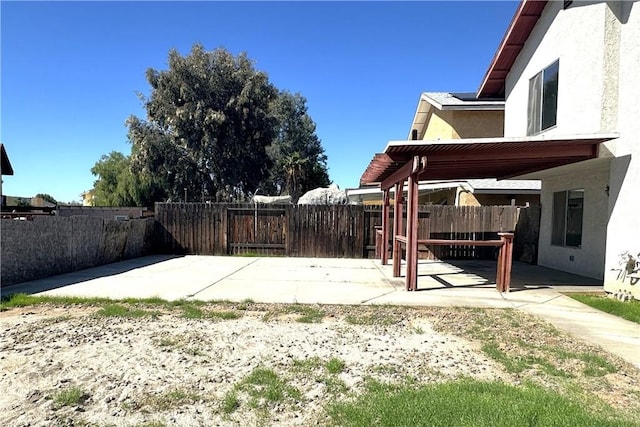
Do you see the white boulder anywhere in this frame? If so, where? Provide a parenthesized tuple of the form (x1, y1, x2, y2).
(297, 185, 348, 205)
(252, 195, 292, 204)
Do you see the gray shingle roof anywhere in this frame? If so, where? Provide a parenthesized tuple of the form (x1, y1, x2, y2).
(466, 178, 541, 191)
(422, 92, 504, 110)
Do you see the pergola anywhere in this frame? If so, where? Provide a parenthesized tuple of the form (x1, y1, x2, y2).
(360, 133, 617, 292)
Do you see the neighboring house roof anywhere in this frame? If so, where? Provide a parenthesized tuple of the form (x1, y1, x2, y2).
(347, 178, 539, 200)
(1, 143, 14, 175)
(409, 92, 504, 139)
(477, 0, 548, 98)
(466, 178, 540, 194)
(422, 92, 504, 111)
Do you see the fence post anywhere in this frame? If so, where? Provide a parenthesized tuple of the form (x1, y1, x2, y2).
(497, 232, 514, 292)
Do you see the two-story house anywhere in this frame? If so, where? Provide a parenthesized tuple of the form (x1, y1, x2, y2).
(359, 0, 638, 298)
(476, 0, 639, 297)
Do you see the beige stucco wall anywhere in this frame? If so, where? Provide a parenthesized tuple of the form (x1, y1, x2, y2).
(423, 110, 456, 140)
(423, 110, 504, 141)
(451, 111, 504, 139)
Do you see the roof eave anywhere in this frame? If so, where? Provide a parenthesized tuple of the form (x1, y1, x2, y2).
(0, 144, 14, 176)
(477, 0, 548, 99)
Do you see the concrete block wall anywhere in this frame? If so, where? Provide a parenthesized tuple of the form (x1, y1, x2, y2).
(1, 216, 155, 287)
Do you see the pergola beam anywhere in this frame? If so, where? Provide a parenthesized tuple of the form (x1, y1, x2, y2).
(381, 189, 390, 265)
(381, 160, 414, 191)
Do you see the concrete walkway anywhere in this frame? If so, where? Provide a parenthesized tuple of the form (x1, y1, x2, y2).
(3, 255, 639, 369)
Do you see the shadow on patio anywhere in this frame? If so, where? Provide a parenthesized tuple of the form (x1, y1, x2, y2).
(409, 259, 602, 293)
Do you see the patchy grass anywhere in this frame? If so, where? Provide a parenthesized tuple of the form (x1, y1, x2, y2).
(235, 298, 255, 311)
(327, 379, 637, 427)
(429, 307, 639, 420)
(180, 305, 205, 319)
(1, 293, 112, 310)
(569, 294, 640, 324)
(221, 391, 240, 414)
(345, 312, 398, 327)
(138, 388, 202, 411)
(262, 304, 325, 323)
(325, 358, 346, 375)
(209, 310, 241, 320)
(481, 342, 528, 374)
(224, 367, 301, 414)
(292, 357, 323, 374)
(96, 304, 159, 318)
(51, 386, 88, 408)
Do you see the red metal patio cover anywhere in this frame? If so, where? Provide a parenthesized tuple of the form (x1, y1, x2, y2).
(361, 134, 617, 188)
(360, 133, 617, 292)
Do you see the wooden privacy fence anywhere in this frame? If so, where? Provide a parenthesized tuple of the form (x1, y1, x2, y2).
(154, 203, 537, 261)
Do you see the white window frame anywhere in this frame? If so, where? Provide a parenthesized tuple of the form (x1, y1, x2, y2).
(527, 60, 559, 135)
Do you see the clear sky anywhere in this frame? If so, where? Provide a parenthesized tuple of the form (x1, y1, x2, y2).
(1, 1, 518, 203)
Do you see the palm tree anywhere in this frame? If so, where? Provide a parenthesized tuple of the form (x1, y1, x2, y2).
(282, 152, 308, 201)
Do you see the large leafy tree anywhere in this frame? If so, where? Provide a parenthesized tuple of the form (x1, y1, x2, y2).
(129, 44, 278, 202)
(94, 44, 330, 206)
(91, 151, 137, 206)
(266, 92, 330, 201)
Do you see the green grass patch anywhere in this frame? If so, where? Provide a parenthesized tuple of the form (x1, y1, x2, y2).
(325, 358, 346, 374)
(180, 305, 204, 319)
(482, 342, 571, 377)
(569, 294, 640, 324)
(481, 342, 528, 373)
(328, 379, 637, 427)
(1, 293, 113, 310)
(554, 349, 618, 377)
(51, 386, 88, 408)
(263, 304, 325, 323)
(96, 304, 158, 318)
(209, 310, 241, 320)
(235, 298, 255, 311)
(227, 367, 301, 413)
(286, 304, 324, 323)
(221, 391, 240, 414)
(321, 376, 349, 395)
(292, 357, 323, 374)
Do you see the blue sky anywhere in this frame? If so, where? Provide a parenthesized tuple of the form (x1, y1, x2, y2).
(1, 1, 518, 203)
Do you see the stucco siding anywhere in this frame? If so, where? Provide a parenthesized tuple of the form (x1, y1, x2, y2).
(604, 1, 640, 299)
(451, 111, 504, 139)
(504, 1, 608, 137)
(423, 110, 455, 140)
(537, 164, 609, 279)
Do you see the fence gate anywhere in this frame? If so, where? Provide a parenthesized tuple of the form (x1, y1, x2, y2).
(226, 206, 288, 256)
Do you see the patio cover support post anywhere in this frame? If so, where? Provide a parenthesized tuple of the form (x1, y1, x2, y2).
(381, 189, 390, 265)
(392, 181, 403, 277)
(406, 170, 419, 291)
(497, 233, 514, 292)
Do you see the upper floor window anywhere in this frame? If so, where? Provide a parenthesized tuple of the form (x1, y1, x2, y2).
(527, 60, 559, 135)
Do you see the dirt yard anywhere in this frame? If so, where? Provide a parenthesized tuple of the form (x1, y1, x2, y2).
(1, 302, 638, 426)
